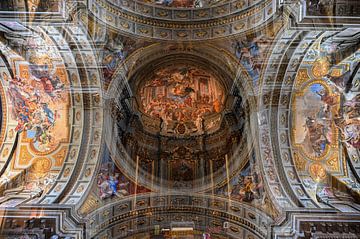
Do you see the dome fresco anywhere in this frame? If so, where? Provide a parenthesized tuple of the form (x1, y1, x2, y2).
(0, 1, 360, 239)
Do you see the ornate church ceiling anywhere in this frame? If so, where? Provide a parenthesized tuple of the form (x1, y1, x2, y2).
(0, 0, 359, 239)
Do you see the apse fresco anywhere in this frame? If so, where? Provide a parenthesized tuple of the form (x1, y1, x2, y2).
(139, 66, 225, 135)
(293, 83, 336, 157)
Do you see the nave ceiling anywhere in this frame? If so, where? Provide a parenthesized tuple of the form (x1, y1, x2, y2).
(0, 0, 359, 238)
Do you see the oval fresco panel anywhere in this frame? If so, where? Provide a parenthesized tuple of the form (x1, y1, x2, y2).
(293, 82, 338, 159)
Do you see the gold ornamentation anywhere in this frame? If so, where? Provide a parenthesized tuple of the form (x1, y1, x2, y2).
(76, 185, 84, 193)
(274, 186, 282, 197)
(137, 219, 145, 225)
(309, 163, 326, 181)
(103, 210, 110, 217)
(90, 149, 97, 159)
(214, 28, 226, 35)
(176, 12, 187, 18)
(296, 188, 304, 196)
(95, 111, 101, 123)
(30, 157, 52, 174)
(63, 168, 71, 177)
(177, 32, 188, 38)
(118, 204, 128, 210)
(159, 32, 169, 38)
(8, 129, 14, 139)
(2, 148, 8, 158)
(136, 200, 146, 206)
(122, 1, 129, 6)
(285, 75, 293, 85)
(282, 152, 289, 162)
(235, 1, 245, 9)
(141, 8, 150, 14)
(280, 132, 287, 144)
(74, 93, 81, 103)
(91, 73, 98, 85)
(2, 72, 9, 81)
(120, 22, 130, 29)
(291, 58, 299, 68)
(211, 200, 224, 207)
(93, 93, 100, 104)
(54, 184, 62, 192)
(196, 11, 207, 17)
(157, 11, 168, 17)
(280, 114, 287, 125)
(93, 131, 100, 142)
(76, 111, 81, 121)
(85, 168, 92, 177)
(294, 152, 306, 171)
(71, 73, 78, 83)
(215, 8, 226, 14)
(156, 216, 164, 221)
(70, 148, 77, 159)
(295, 68, 309, 88)
(53, 146, 67, 167)
(19, 145, 33, 165)
(312, 57, 330, 78)
(288, 171, 295, 180)
(280, 94, 289, 105)
(74, 130, 80, 140)
(195, 31, 207, 38)
(234, 22, 245, 31)
(326, 156, 339, 172)
(106, 16, 113, 22)
(230, 206, 240, 212)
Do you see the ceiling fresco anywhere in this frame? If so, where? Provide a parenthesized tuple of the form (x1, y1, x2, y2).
(0, 0, 359, 238)
(139, 65, 225, 136)
(291, 35, 360, 187)
(0, 28, 72, 201)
